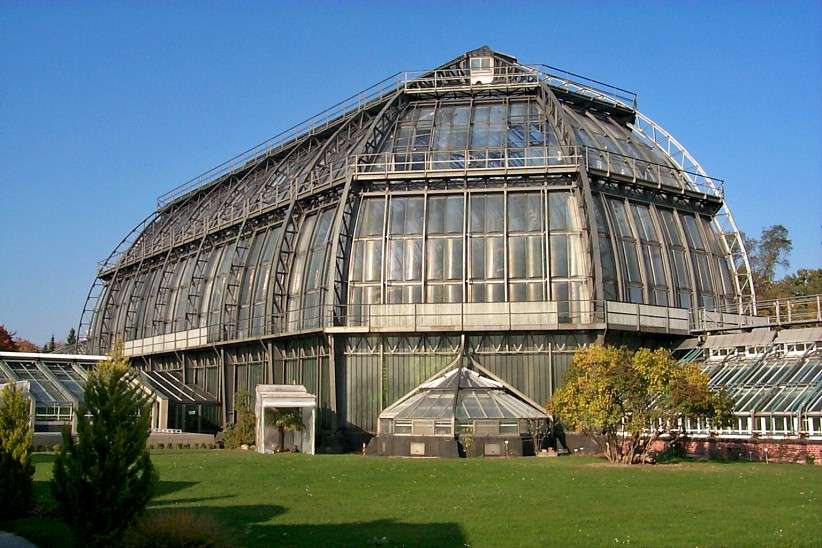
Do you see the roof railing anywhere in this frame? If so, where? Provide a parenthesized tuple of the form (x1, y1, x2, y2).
(353, 145, 582, 177)
(154, 64, 639, 210)
(155, 72, 405, 208)
(582, 146, 725, 198)
(528, 63, 638, 110)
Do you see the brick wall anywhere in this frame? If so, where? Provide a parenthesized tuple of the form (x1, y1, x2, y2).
(649, 438, 822, 464)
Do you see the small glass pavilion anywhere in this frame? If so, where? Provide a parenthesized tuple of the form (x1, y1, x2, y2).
(373, 361, 548, 457)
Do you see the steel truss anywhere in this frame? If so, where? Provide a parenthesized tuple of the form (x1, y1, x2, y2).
(627, 114, 755, 311)
(536, 80, 603, 303)
(267, 108, 380, 329)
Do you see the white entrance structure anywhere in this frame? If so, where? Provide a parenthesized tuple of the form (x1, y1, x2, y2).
(255, 385, 317, 455)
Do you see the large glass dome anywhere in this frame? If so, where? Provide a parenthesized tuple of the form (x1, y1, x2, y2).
(79, 46, 754, 444)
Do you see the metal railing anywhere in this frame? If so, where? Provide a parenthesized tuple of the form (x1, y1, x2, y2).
(583, 146, 725, 198)
(690, 308, 770, 333)
(155, 73, 405, 208)
(402, 66, 541, 93)
(754, 295, 822, 327)
(688, 294, 822, 332)
(102, 299, 705, 356)
(529, 63, 638, 110)
(353, 146, 582, 177)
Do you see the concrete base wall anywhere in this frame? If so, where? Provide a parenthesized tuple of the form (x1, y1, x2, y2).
(367, 434, 536, 458)
(367, 435, 461, 458)
(462, 435, 535, 458)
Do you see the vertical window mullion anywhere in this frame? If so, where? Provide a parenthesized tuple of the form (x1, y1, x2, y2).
(622, 199, 649, 304)
(544, 189, 550, 300)
(380, 191, 389, 305)
(503, 189, 509, 302)
(649, 205, 675, 307)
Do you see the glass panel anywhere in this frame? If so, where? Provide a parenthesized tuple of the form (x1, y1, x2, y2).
(486, 237, 504, 279)
(509, 236, 526, 279)
(363, 240, 382, 282)
(470, 238, 485, 279)
(608, 198, 632, 237)
(622, 241, 642, 283)
(672, 249, 691, 289)
(681, 213, 704, 250)
(387, 240, 404, 282)
(350, 241, 364, 282)
(426, 238, 443, 281)
(551, 234, 569, 277)
(508, 193, 542, 232)
(445, 238, 463, 280)
(406, 239, 423, 281)
(358, 198, 386, 237)
(658, 208, 682, 246)
(631, 203, 658, 242)
(444, 196, 464, 234)
(470, 194, 504, 233)
(389, 197, 423, 235)
(649, 245, 666, 286)
(549, 193, 576, 231)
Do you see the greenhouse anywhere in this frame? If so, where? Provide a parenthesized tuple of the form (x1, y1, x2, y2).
(372, 359, 548, 457)
(675, 327, 822, 439)
(0, 351, 207, 434)
(0, 351, 104, 432)
(76, 45, 778, 448)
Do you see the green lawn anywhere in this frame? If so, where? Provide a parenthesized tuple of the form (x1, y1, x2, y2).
(5, 451, 822, 547)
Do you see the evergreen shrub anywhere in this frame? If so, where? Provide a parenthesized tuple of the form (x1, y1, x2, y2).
(52, 348, 158, 546)
(0, 383, 34, 519)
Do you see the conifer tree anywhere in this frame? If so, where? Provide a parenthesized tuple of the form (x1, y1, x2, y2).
(0, 383, 34, 519)
(52, 344, 157, 545)
(66, 327, 77, 347)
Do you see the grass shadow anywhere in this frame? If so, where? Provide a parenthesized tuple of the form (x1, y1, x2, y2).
(152, 480, 200, 498)
(247, 519, 467, 547)
(149, 494, 237, 507)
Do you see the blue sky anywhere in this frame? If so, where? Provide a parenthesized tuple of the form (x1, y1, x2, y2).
(1, 1, 820, 344)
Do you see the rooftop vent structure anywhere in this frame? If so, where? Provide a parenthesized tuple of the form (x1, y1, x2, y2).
(469, 56, 494, 84)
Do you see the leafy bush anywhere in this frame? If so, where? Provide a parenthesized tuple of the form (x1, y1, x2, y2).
(224, 390, 256, 449)
(549, 345, 734, 464)
(52, 347, 158, 546)
(123, 510, 231, 547)
(0, 383, 34, 519)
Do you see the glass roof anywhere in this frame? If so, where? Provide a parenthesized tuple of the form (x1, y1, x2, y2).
(140, 370, 219, 404)
(380, 365, 548, 421)
(698, 346, 822, 416)
(2, 360, 73, 405)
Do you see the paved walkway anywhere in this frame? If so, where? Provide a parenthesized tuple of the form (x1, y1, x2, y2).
(0, 532, 36, 548)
